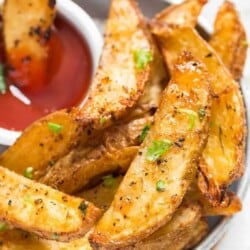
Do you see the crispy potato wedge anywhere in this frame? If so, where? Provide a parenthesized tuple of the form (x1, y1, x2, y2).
(184, 219, 209, 249)
(0, 166, 101, 242)
(152, 24, 246, 206)
(89, 53, 211, 248)
(3, 0, 56, 89)
(133, 203, 202, 250)
(37, 0, 167, 193)
(153, 0, 207, 27)
(0, 229, 92, 250)
(0, 0, 164, 186)
(209, 1, 248, 81)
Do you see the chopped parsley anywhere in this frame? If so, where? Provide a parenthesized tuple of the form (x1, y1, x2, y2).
(179, 109, 198, 130)
(146, 139, 172, 161)
(0, 222, 8, 232)
(156, 180, 166, 192)
(133, 49, 153, 69)
(242, 40, 249, 47)
(102, 174, 115, 188)
(23, 167, 34, 179)
(139, 124, 151, 142)
(52, 233, 59, 240)
(78, 201, 88, 216)
(198, 108, 206, 121)
(24, 195, 32, 203)
(0, 64, 6, 94)
(48, 122, 63, 133)
(100, 117, 107, 124)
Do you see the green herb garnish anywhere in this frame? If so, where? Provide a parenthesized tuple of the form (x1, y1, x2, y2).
(198, 108, 206, 121)
(24, 195, 32, 203)
(0, 222, 8, 232)
(242, 40, 249, 47)
(23, 167, 33, 179)
(100, 117, 107, 124)
(102, 174, 115, 188)
(179, 109, 198, 130)
(52, 233, 59, 240)
(0, 64, 6, 94)
(133, 49, 153, 69)
(139, 124, 151, 142)
(48, 122, 63, 133)
(146, 139, 172, 161)
(78, 201, 88, 216)
(156, 180, 166, 192)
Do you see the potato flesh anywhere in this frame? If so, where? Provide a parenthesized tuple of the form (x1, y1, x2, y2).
(209, 1, 247, 81)
(152, 24, 246, 206)
(0, 166, 101, 242)
(89, 53, 211, 248)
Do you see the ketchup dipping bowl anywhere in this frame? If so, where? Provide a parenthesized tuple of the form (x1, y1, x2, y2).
(0, 0, 103, 146)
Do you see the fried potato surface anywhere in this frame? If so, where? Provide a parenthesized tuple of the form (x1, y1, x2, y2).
(89, 53, 211, 248)
(152, 24, 246, 206)
(209, 1, 248, 81)
(3, 0, 56, 89)
(37, 0, 167, 194)
(154, 0, 207, 27)
(0, 166, 101, 242)
(0, 0, 163, 187)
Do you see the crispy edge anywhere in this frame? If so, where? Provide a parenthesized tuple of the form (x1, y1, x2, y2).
(153, 0, 207, 27)
(209, 1, 248, 81)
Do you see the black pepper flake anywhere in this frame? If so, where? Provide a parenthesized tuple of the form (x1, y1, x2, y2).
(205, 53, 213, 58)
(178, 137, 185, 143)
(8, 200, 12, 206)
(48, 0, 56, 8)
(78, 201, 88, 216)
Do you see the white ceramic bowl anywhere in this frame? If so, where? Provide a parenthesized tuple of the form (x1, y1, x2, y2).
(0, 0, 103, 146)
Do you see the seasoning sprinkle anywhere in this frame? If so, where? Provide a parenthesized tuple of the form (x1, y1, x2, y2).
(146, 139, 172, 161)
(78, 201, 88, 216)
(133, 49, 153, 69)
(156, 180, 166, 192)
(0, 222, 8, 232)
(0, 64, 6, 94)
(198, 108, 206, 121)
(48, 122, 63, 133)
(23, 167, 34, 179)
(100, 117, 107, 124)
(179, 109, 198, 130)
(102, 174, 115, 188)
(139, 124, 151, 142)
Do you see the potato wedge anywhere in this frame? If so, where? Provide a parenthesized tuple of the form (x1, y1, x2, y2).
(0, 166, 101, 242)
(3, 0, 56, 90)
(151, 23, 246, 206)
(153, 0, 207, 27)
(89, 53, 211, 248)
(0, 0, 164, 185)
(36, 0, 167, 193)
(133, 203, 202, 250)
(184, 219, 209, 249)
(209, 1, 248, 81)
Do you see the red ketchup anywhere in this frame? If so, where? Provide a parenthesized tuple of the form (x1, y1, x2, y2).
(0, 14, 92, 131)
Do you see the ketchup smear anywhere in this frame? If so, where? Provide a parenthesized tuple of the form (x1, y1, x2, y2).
(0, 14, 93, 131)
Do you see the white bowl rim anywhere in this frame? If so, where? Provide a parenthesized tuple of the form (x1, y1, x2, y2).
(0, 0, 103, 146)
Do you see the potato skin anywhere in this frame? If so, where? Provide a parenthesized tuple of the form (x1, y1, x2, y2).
(152, 24, 246, 207)
(209, 1, 248, 81)
(89, 53, 211, 249)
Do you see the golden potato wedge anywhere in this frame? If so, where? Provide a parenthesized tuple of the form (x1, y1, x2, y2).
(151, 23, 246, 206)
(133, 203, 202, 250)
(36, 0, 167, 193)
(153, 0, 207, 27)
(0, 166, 101, 242)
(0, 0, 165, 187)
(89, 53, 211, 248)
(3, 0, 56, 90)
(0, 229, 92, 250)
(209, 1, 248, 81)
(184, 219, 209, 249)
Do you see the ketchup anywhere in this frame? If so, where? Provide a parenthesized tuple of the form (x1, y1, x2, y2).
(0, 14, 93, 131)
